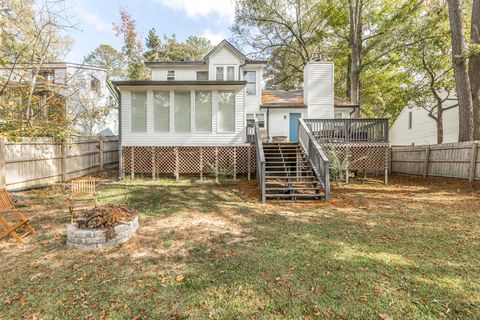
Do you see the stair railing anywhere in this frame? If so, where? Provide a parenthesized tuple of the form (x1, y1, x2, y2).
(298, 119, 331, 200)
(253, 120, 266, 203)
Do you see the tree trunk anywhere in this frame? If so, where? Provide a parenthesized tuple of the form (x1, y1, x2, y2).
(469, 0, 480, 140)
(437, 108, 444, 144)
(349, 0, 362, 117)
(346, 54, 352, 99)
(447, 0, 474, 142)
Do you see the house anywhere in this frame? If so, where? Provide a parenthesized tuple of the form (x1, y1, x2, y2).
(0, 62, 118, 135)
(390, 95, 459, 145)
(113, 40, 389, 201)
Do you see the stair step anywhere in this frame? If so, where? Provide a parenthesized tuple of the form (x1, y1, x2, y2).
(265, 187, 321, 191)
(266, 181, 318, 185)
(265, 193, 324, 198)
(265, 176, 316, 179)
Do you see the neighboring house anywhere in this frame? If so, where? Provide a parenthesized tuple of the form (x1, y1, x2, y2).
(390, 96, 459, 145)
(113, 39, 387, 196)
(0, 62, 118, 135)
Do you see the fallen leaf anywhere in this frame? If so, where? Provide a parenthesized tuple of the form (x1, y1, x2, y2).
(175, 274, 185, 282)
(379, 314, 393, 320)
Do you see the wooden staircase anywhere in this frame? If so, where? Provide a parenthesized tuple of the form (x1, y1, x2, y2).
(262, 142, 326, 201)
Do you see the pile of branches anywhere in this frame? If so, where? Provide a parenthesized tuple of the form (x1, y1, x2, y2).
(77, 205, 137, 240)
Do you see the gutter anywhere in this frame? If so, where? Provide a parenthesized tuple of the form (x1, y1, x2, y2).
(113, 85, 123, 180)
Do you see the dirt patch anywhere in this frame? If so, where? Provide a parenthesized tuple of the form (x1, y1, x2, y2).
(77, 205, 137, 240)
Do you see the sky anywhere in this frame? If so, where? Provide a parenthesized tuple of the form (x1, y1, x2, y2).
(67, 0, 236, 62)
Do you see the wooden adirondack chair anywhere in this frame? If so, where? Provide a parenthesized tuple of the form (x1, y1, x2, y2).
(68, 178, 97, 223)
(0, 188, 36, 243)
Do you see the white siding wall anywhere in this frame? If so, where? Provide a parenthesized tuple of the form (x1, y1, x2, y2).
(120, 87, 247, 146)
(243, 67, 262, 114)
(304, 62, 334, 118)
(151, 67, 207, 81)
(390, 101, 459, 145)
(268, 109, 307, 140)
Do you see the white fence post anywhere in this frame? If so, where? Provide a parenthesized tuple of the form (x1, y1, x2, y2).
(61, 140, 67, 182)
(0, 139, 6, 188)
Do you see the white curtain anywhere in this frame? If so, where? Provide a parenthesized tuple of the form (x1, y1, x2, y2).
(174, 91, 191, 132)
(131, 91, 147, 132)
(218, 91, 235, 132)
(195, 91, 212, 132)
(154, 91, 170, 132)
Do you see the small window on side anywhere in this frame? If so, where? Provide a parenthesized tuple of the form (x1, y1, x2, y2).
(408, 111, 413, 129)
(167, 70, 175, 81)
(90, 75, 100, 93)
(244, 71, 256, 95)
(196, 71, 208, 81)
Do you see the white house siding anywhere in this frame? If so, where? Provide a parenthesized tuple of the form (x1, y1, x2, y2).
(208, 47, 242, 81)
(267, 108, 307, 140)
(151, 66, 207, 81)
(304, 62, 334, 118)
(119, 87, 248, 147)
(390, 101, 459, 145)
(243, 66, 262, 114)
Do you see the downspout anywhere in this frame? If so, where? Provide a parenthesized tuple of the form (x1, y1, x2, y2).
(113, 85, 123, 180)
(266, 107, 270, 139)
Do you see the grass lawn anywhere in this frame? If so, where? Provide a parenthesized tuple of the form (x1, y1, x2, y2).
(1, 175, 479, 319)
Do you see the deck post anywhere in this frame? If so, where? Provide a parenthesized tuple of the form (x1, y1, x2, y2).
(247, 146, 251, 180)
(199, 147, 203, 181)
(215, 147, 219, 183)
(423, 145, 430, 179)
(233, 147, 237, 181)
(130, 147, 134, 180)
(0, 139, 6, 188)
(151, 147, 156, 179)
(175, 147, 179, 180)
(469, 142, 478, 182)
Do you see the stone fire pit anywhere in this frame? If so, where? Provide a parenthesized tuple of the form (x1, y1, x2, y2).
(66, 205, 138, 250)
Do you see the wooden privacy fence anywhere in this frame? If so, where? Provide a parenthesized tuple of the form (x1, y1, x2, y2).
(390, 141, 480, 181)
(0, 136, 119, 191)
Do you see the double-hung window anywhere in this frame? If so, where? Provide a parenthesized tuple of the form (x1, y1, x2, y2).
(195, 91, 212, 132)
(216, 67, 224, 81)
(174, 91, 191, 132)
(226, 66, 235, 80)
(154, 91, 170, 132)
(131, 91, 147, 132)
(218, 91, 235, 132)
(196, 71, 208, 81)
(244, 71, 256, 95)
(167, 70, 175, 81)
(246, 112, 265, 129)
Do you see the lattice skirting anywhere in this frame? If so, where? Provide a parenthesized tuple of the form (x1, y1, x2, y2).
(122, 146, 256, 180)
(320, 143, 389, 171)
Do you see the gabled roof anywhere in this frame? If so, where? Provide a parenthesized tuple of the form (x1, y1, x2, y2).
(261, 90, 359, 108)
(144, 61, 206, 67)
(204, 39, 247, 62)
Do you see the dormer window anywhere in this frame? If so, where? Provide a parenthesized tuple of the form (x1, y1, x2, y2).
(216, 67, 224, 81)
(227, 66, 235, 80)
(167, 70, 175, 81)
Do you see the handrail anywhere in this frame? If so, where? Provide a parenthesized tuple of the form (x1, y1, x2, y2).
(298, 119, 330, 200)
(253, 120, 266, 203)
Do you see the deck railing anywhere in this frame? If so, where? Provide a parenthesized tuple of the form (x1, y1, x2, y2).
(298, 119, 330, 200)
(253, 120, 266, 203)
(303, 118, 389, 143)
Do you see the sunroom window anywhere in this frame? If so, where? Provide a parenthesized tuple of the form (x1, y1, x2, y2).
(154, 91, 170, 132)
(195, 91, 212, 132)
(174, 91, 191, 132)
(218, 91, 235, 132)
(131, 91, 147, 132)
